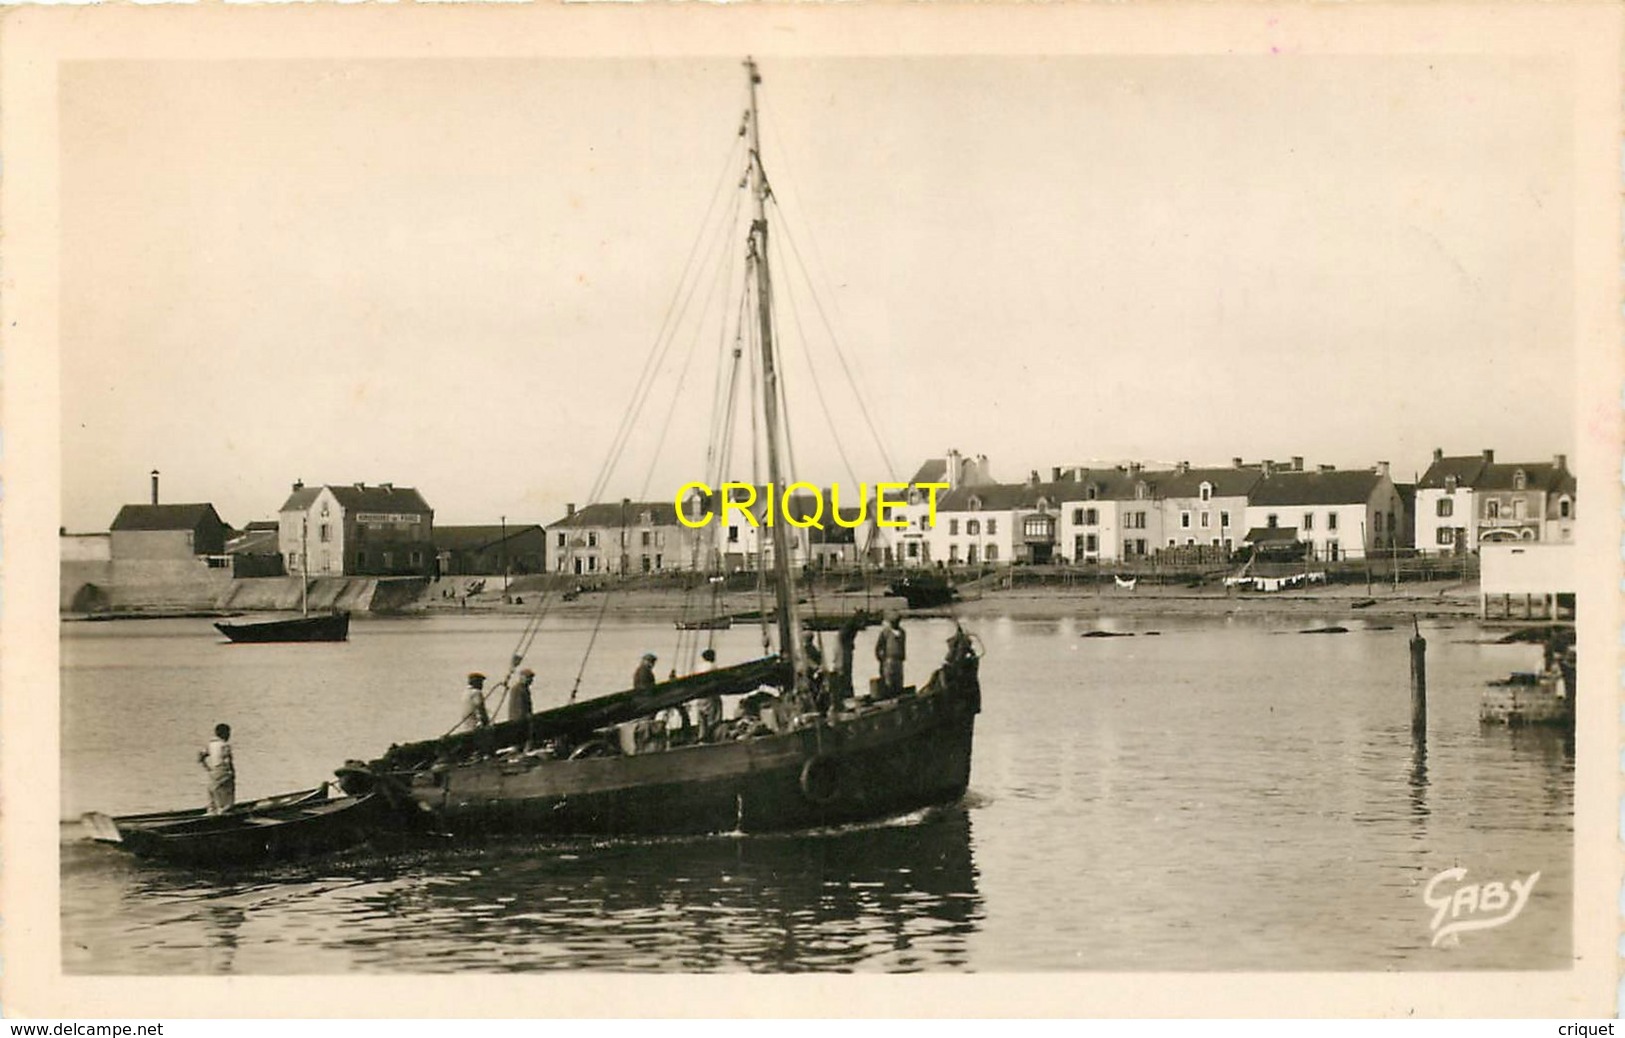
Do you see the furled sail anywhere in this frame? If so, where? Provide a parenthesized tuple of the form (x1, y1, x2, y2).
(376, 655, 789, 770)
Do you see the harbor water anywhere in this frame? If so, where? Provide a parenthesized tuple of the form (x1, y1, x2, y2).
(59, 612, 1573, 973)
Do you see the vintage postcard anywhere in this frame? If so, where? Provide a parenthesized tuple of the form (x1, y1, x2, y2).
(2, 1, 1618, 1018)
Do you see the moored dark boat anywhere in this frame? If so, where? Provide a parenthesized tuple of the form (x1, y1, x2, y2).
(215, 610, 350, 643)
(886, 576, 959, 610)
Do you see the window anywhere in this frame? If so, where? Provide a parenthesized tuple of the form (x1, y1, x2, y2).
(587, 556, 598, 572)
(1267, 514, 1279, 528)
(1073, 508, 1084, 524)
(641, 531, 652, 547)
(967, 519, 981, 536)
(1123, 540, 1134, 557)
(967, 544, 979, 564)
(1328, 513, 1338, 532)
(1085, 534, 1098, 553)
(1136, 539, 1148, 555)
(641, 556, 652, 573)
(1200, 512, 1210, 528)
(986, 544, 998, 561)
(1180, 511, 1191, 529)
(1513, 471, 1527, 491)
(1436, 528, 1455, 546)
(655, 554, 664, 569)
(1220, 511, 1230, 528)
(587, 532, 599, 547)
(949, 519, 960, 535)
(1084, 508, 1097, 526)
(1199, 483, 1212, 501)
(1512, 499, 1526, 520)
(320, 523, 331, 543)
(949, 544, 961, 563)
(409, 551, 421, 566)
(728, 526, 739, 543)
(1436, 499, 1453, 518)
(987, 519, 997, 535)
(1560, 499, 1571, 518)
(1486, 500, 1500, 519)
(907, 542, 920, 558)
(557, 532, 566, 548)
(1303, 513, 1314, 532)
(1086, 486, 1098, 501)
(287, 552, 298, 570)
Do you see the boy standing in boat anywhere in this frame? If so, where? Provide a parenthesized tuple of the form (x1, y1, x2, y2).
(197, 723, 235, 814)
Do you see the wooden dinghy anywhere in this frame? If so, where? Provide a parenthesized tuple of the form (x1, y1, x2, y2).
(81, 785, 330, 844)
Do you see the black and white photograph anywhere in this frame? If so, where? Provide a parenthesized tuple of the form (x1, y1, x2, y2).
(4, 2, 1617, 1018)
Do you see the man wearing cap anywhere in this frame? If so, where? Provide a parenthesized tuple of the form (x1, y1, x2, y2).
(458, 672, 491, 733)
(875, 611, 907, 699)
(633, 652, 658, 694)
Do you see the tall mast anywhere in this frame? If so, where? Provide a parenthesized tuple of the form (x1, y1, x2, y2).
(745, 57, 800, 668)
(300, 515, 310, 617)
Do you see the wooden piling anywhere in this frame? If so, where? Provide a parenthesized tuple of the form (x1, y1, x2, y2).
(1409, 619, 1427, 738)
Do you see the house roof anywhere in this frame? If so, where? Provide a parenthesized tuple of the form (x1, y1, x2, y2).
(225, 529, 280, 555)
(1417, 455, 1489, 490)
(110, 503, 225, 533)
(1158, 466, 1265, 499)
(908, 459, 948, 485)
(279, 484, 433, 514)
(1474, 462, 1573, 494)
(1248, 469, 1383, 507)
(550, 501, 682, 529)
(434, 524, 545, 551)
(244, 520, 279, 532)
(939, 480, 1080, 512)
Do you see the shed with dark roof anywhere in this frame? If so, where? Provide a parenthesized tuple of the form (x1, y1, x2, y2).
(109, 503, 230, 558)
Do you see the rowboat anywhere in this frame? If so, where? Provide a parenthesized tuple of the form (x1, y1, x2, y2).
(81, 785, 330, 843)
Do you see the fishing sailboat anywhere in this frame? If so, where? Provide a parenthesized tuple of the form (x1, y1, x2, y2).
(215, 517, 350, 643)
(360, 60, 981, 837)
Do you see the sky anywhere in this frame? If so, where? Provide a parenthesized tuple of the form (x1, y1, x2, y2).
(58, 55, 1577, 531)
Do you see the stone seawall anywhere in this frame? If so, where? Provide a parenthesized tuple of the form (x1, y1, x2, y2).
(61, 573, 432, 614)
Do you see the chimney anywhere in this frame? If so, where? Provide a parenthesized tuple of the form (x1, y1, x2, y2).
(1261, 460, 1275, 477)
(1432, 448, 1443, 463)
(292, 478, 304, 492)
(1481, 449, 1494, 464)
(1291, 456, 1304, 471)
(1375, 461, 1390, 478)
(1553, 453, 1567, 470)
(1050, 467, 1061, 482)
(354, 482, 366, 492)
(150, 469, 159, 506)
(1232, 457, 1243, 469)
(1178, 460, 1190, 474)
(566, 503, 576, 518)
(946, 448, 963, 490)
(380, 482, 393, 492)
(1128, 462, 1142, 476)
(1027, 470, 1040, 487)
(1318, 464, 1335, 474)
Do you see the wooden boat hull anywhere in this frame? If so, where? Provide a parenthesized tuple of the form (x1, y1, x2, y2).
(887, 581, 959, 610)
(215, 611, 350, 643)
(108, 792, 397, 866)
(1481, 671, 1575, 729)
(82, 786, 329, 843)
(390, 666, 979, 837)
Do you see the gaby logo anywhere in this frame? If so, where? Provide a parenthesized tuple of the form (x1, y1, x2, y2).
(1423, 867, 1540, 946)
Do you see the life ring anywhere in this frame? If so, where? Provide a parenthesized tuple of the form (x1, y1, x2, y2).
(798, 755, 840, 805)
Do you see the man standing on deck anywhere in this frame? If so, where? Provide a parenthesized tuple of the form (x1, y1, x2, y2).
(197, 723, 235, 814)
(458, 672, 491, 732)
(634, 652, 658, 693)
(829, 614, 862, 706)
(509, 668, 536, 722)
(875, 612, 907, 699)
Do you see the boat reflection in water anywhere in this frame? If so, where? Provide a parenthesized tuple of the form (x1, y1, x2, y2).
(66, 806, 982, 973)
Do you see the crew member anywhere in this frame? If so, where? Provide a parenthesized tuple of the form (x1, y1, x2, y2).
(695, 648, 723, 741)
(875, 612, 907, 699)
(509, 668, 536, 723)
(634, 652, 658, 693)
(458, 672, 491, 732)
(197, 723, 236, 814)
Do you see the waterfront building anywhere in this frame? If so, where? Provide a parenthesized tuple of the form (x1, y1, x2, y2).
(277, 481, 435, 578)
(550, 500, 698, 576)
(435, 524, 547, 577)
(1243, 462, 1403, 561)
(898, 449, 996, 568)
(1414, 449, 1574, 554)
(1148, 459, 1264, 561)
(1050, 465, 1162, 565)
